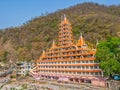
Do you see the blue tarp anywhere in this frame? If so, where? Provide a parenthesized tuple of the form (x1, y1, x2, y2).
(113, 75, 120, 80)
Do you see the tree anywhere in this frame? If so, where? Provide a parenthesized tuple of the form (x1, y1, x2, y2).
(96, 37, 120, 76)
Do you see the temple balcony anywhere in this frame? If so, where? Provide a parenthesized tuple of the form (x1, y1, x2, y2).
(38, 65, 101, 71)
(37, 58, 96, 63)
(38, 68, 102, 73)
(44, 52, 96, 58)
(38, 68, 102, 75)
(46, 48, 92, 54)
(59, 38, 73, 41)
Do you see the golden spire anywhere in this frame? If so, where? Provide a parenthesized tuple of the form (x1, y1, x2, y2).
(60, 14, 70, 25)
(51, 40, 57, 49)
(41, 50, 45, 58)
(63, 14, 68, 24)
(77, 33, 85, 46)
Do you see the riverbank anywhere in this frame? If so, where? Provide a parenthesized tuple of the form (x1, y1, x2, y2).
(1, 76, 109, 90)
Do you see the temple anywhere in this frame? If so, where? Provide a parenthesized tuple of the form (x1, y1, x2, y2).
(30, 15, 105, 85)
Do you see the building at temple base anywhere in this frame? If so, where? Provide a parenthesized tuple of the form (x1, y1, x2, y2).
(16, 61, 34, 76)
(30, 15, 106, 87)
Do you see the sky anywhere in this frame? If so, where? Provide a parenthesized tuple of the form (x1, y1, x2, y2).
(0, 0, 120, 29)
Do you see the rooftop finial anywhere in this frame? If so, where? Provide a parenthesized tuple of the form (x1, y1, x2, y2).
(80, 33, 82, 37)
(42, 50, 45, 54)
(79, 32, 83, 39)
(41, 50, 45, 58)
(63, 14, 67, 21)
(77, 32, 85, 46)
(53, 40, 55, 44)
(51, 40, 56, 49)
(61, 15, 63, 22)
(96, 39, 99, 45)
(64, 14, 66, 18)
(96, 39, 99, 48)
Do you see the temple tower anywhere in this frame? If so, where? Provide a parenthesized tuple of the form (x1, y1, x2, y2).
(30, 15, 103, 85)
(58, 15, 74, 46)
(77, 33, 85, 46)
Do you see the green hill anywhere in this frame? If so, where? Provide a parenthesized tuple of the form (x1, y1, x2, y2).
(0, 2, 120, 63)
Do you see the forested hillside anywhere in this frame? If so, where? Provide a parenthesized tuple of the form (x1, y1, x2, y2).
(0, 2, 120, 63)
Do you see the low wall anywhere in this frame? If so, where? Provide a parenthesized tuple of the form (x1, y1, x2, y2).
(106, 80, 120, 90)
(91, 79, 106, 87)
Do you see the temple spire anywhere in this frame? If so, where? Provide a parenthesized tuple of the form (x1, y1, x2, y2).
(64, 14, 66, 18)
(63, 14, 67, 22)
(77, 33, 85, 46)
(59, 15, 74, 46)
(96, 39, 99, 49)
(41, 50, 45, 58)
(80, 33, 82, 38)
(51, 40, 57, 49)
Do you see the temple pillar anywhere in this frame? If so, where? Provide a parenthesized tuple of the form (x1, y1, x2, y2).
(51, 76, 53, 80)
(73, 78, 76, 83)
(78, 79, 81, 83)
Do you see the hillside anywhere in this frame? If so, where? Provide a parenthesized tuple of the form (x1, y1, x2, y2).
(0, 2, 120, 63)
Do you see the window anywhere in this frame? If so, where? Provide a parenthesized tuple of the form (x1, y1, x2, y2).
(86, 61, 88, 63)
(90, 66, 93, 69)
(77, 72, 81, 74)
(83, 61, 85, 63)
(83, 72, 85, 75)
(77, 66, 81, 68)
(82, 66, 84, 69)
(86, 72, 89, 75)
(95, 72, 98, 75)
(94, 66, 98, 69)
(73, 66, 75, 68)
(86, 66, 89, 69)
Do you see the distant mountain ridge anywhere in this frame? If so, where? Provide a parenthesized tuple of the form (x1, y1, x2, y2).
(0, 2, 120, 63)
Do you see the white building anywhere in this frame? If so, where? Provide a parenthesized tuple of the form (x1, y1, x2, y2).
(16, 61, 34, 76)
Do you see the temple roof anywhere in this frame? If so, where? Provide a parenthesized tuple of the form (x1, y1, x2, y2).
(51, 40, 57, 49)
(77, 33, 85, 46)
(60, 14, 70, 25)
(41, 50, 45, 58)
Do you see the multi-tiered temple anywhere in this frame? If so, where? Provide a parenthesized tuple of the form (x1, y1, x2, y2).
(31, 15, 103, 84)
